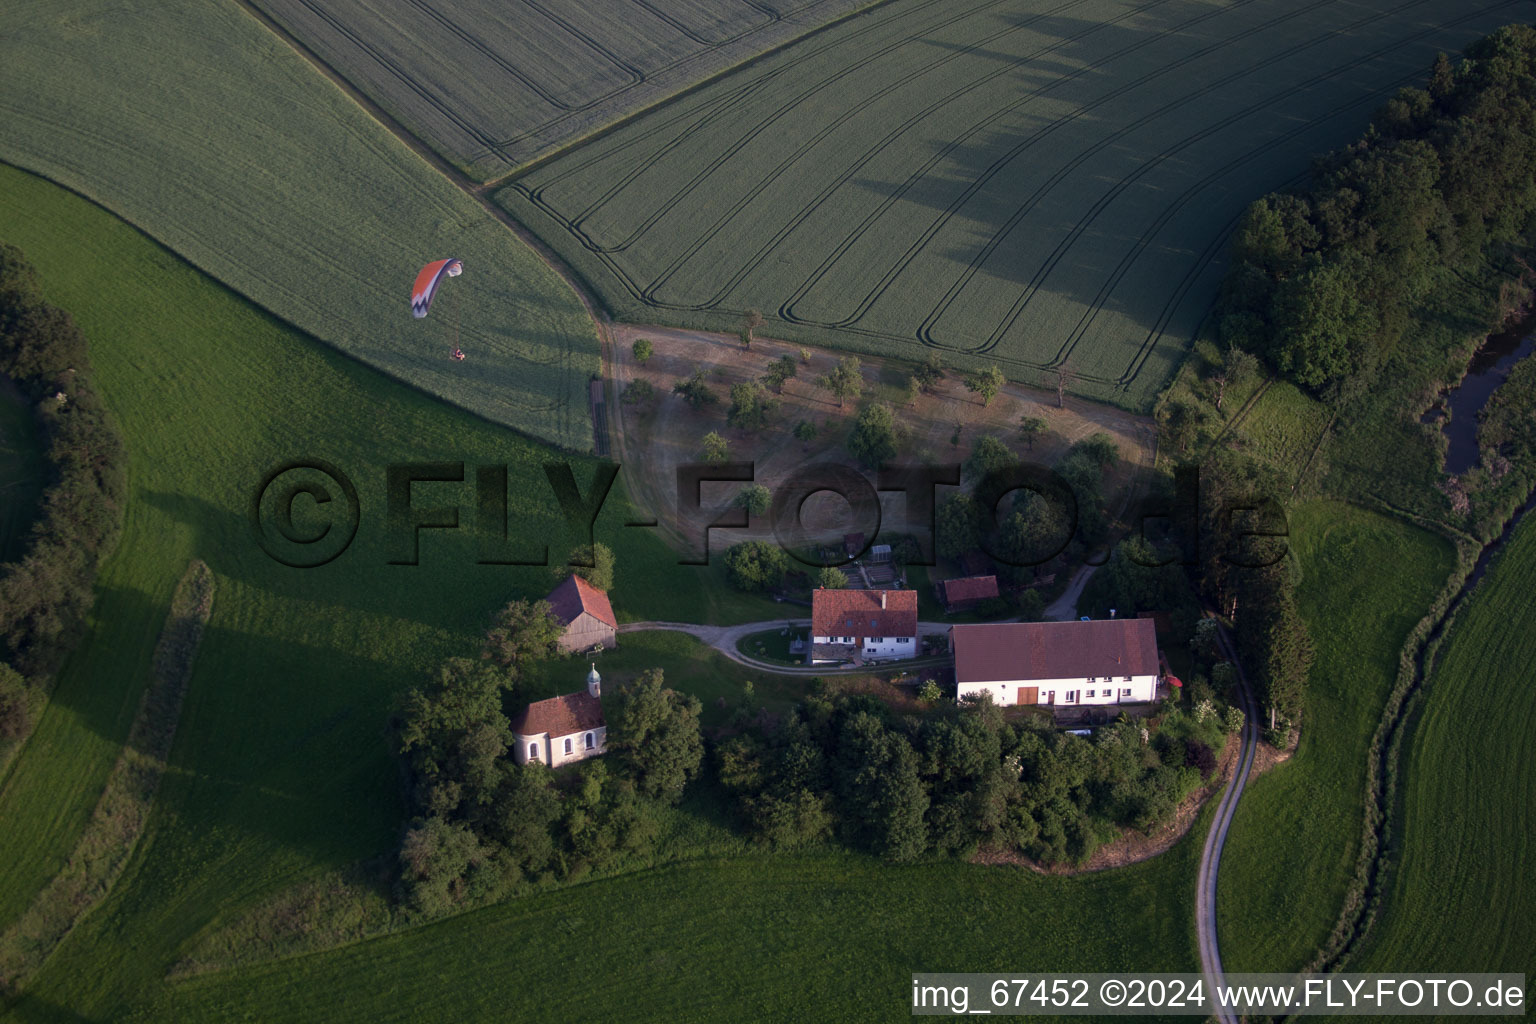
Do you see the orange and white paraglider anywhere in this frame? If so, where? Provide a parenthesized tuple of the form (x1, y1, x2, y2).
(411, 258, 466, 359)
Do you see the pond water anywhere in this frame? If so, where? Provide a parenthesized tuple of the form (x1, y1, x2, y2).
(1422, 313, 1536, 475)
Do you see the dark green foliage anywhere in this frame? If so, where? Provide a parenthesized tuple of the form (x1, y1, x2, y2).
(631, 338, 653, 364)
(964, 434, 1016, 483)
(397, 817, 493, 917)
(671, 368, 717, 410)
(553, 541, 616, 594)
(1018, 415, 1047, 450)
(845, 401, 897, 468)
(1079, 537, 1198, 621)
(608, 668, 704, 803)
(762, 354, 797, 393)
(964, 364, 1006, 405)
(727, 380, 779, 431)
(1219, 28, 1536, 396)
(722, 540, 788, 592)
(912, 352, 944, 394)
(734, 483, 771, 518)
(0, 661, 29, 741)
(936, 494, 984, 561)
(620, 379, 653, 404)
(792, 419, 816, 443)
(1236, 560, 1313, 733)
(0, 245, 127, 679)
(397, 657, 513, 817)
(817, 356, 862, 408)
(481, 599, 563, 677)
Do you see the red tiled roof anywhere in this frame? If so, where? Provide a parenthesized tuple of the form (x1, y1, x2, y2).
(545, 574, 617, 629)
(811, 588, 918, 638)
(511, 690, 605, 737)
(941, 575, 998, 606)
(951, 618, 1158, 684)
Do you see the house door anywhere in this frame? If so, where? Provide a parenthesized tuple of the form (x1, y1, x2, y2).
(1018, 686, 1038, 705)
(1044, 690, 1054, 705)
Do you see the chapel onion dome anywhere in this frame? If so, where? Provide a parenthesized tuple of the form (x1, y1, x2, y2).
(587, 662, 601, 696)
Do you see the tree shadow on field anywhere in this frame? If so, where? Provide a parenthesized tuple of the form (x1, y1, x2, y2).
(1, 992, 102, 1023)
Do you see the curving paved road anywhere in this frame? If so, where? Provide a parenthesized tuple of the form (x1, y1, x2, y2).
(1195, 615, 1260, 1024)
(618, 618, 956, 674)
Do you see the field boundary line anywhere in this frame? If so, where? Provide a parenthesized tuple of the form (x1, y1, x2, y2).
(0, 561, 214, 996)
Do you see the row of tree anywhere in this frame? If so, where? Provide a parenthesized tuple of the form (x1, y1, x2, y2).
(1218, 28, 1536, 397)
(392, 600, 703, 916)
(717, 687, 1230, 864)
(0, 245, 128, 742)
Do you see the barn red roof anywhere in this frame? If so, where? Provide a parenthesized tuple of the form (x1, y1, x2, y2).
(811, 588, 917, 638)
(545, 574, 617, 629)
(951, 618, 1158, 683)
(511, 691, 605, 738)
(940, 574, 998, 607)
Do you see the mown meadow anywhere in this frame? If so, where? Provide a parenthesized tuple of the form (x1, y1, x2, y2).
(0, 163, 1204, 1022)
(1352, 516, 1535, 981)
(0, 0, 598, 451)
(498, 0, 1521, 410)
(1212, 502, 1455, 971)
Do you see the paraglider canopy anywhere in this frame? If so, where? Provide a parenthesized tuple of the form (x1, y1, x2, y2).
(410, 258, 462, 318)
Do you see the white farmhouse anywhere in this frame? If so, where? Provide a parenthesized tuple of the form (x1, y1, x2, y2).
(951, 618, 1160, 707)
(511, 663, 607, 767)
(810, 588, 919, 664)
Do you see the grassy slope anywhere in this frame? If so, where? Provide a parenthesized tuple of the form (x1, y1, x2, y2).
(0, 382, 45, 563)
(0, 0, 597, 451)
(0, 164, 1201, 1022)
(1214, 501, 1454, 971)
(1353, 517, 1535, 977)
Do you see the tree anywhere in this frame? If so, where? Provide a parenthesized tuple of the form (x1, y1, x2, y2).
(741, 309, 764, 348)
(727, 380, 779, 431)
(904, 374, 922, 406)
(964, 434, 1016, 482)
(912, 352, 945, 393)
(817, 566, 848, 589)
(1208, 344, 1257, 412)
(762, 354, 798, 392)
(799, 346, 812, 365)
(702, 430, 730, 462)
(397, 816, 491, 916)
(609, 668, 704, 802)
(1069, 432, 1118, 470)
(834, 712, 929, 860)
(554, 541, 616, 593)
(817, 356, 862, 408)
(1018, 415, 1047, 450)
(0, 663, 29, 741)
(735, 483, 771, 518)
(672, 368, 718, 410)
(793, 420, 817, 444)
(936, 494, 984, 560)
(482, 599, 564, 671)
(1055, 365, 1076, 408)
(632, 338, 653, 364)
(723, 541, 789, 591)
(397, 657, 514, 816)
(621, 379, 654, 404)
(965, 364, 1006, 405)
(846, 401, 897, 468)
(484, 763, 560, 878)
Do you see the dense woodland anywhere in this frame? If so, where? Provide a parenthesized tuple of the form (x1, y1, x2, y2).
(0, 245, 126, 742)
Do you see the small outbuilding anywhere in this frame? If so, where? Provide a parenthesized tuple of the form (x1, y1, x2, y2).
(545, 574, 618, 653)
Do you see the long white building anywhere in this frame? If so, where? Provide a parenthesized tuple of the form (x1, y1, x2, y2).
(951, 618, 1160, 707)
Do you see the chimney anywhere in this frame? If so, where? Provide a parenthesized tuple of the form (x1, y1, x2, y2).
(880, 591, 887, 609)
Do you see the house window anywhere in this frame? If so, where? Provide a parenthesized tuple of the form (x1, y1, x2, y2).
(869, 636, 883, 644)
(1065, 691, 1078, 703)
(585, 732, 595, 750)
(1123, 675, 1132, 682)
(1121, 688, 1132, 697)
(897, 637, 910, 643)
(1086, 689, 1095, 698)
(528, 743, 539, 761)
(869, 619, 877, 628)
(563, 737, 573, 755)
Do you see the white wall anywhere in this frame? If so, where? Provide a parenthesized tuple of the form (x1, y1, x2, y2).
(811, 635, 916, 661)
(515, 726, 607, 766)
(957, 673, 1157, 707)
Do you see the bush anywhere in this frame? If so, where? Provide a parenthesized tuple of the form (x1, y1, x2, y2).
(631, 338, 653, 363)
(723, 541, 789, 592)
(621, 379, 654, 404)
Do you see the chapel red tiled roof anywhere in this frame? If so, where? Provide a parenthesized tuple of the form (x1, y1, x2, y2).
(510, 690, 605, 738)
(545, 574, 617, 629)
(811, 588, 918, 638)
(951, 618, 1158, 684)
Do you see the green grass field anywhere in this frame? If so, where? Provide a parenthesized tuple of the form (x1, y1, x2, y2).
(497, 0, 1521, 410)
(0, 381, 45, 565)
(1231, 381, 1330, 484)
(0, 163, 1208, 1022)
(249, 0, 874, 179)
(1352, 517, 1535, 979)
(1213, 501, 1455, 972)
(0, 0, 598, 451)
